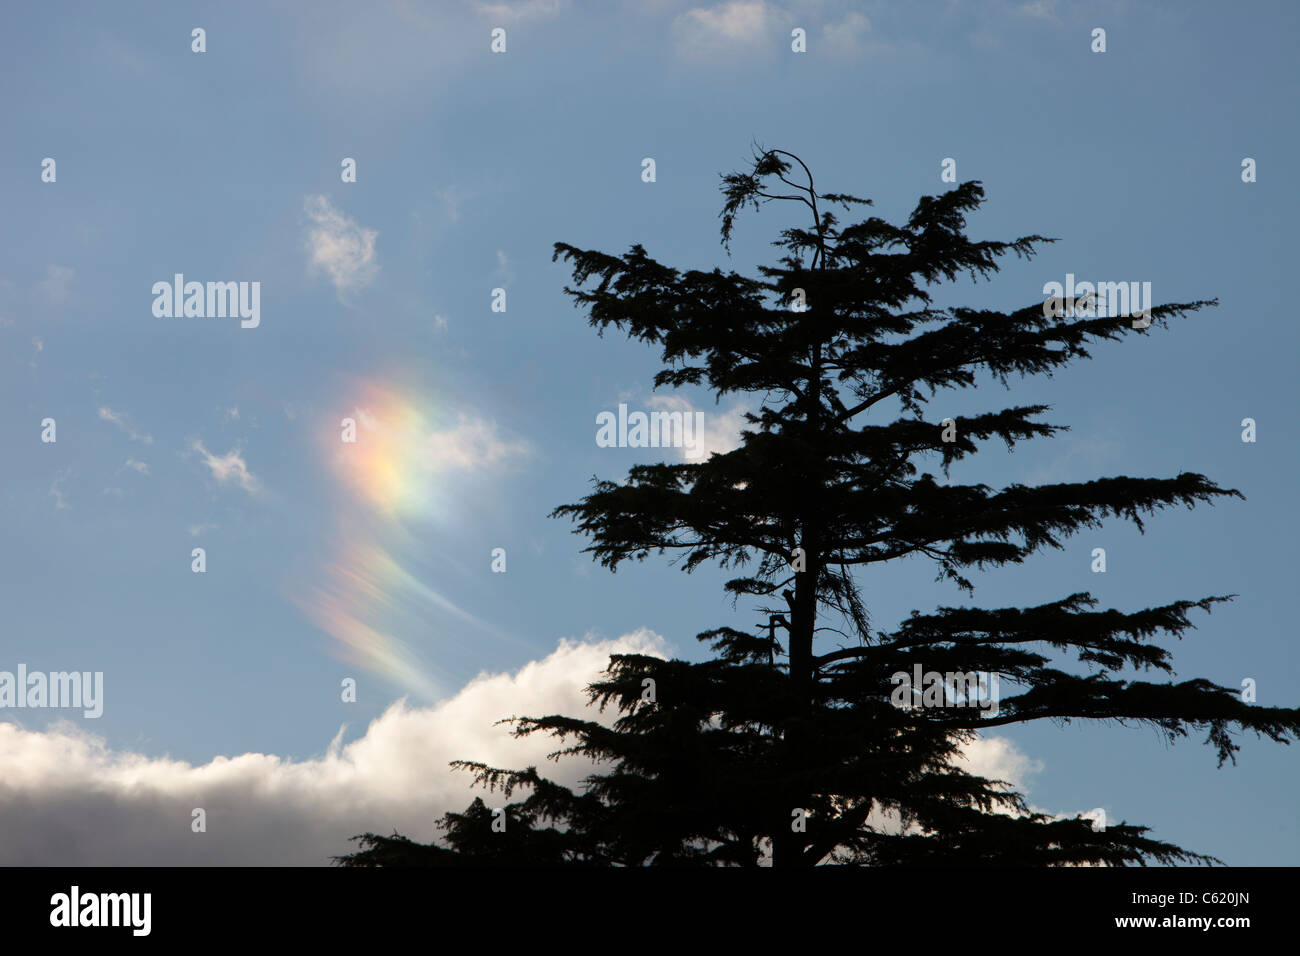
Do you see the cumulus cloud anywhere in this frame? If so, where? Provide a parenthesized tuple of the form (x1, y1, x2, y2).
(0, 631, 665, 865)
(836, 735, 1043, 852)
(98, 406, 153, 444)
(304, 195, 379, 299)
(645, 394, 748, 460)
(0, 626, 1052, 864)
(956, 733, 1043, 787)
(191, 440, 261, 496)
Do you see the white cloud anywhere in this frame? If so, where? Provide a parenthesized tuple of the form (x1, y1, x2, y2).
(436, 186, 473, 224)
(191, 440, 262, 496)
(288, 1, 476, 108)
(0, 626, 1056, 865)
(494, 249, 513, 283)
(821, 11, 870, 56)
(99, 34, 146, 74)
(353, 406, 378, 432)
(0, 277, 14, 324)
(474, 0, 567, 23)
(120, 459, 149, 476)
(956, 733, 1043, 788)
(846, 732, 1043, 842)
(423, 414, 530, 472)
(673, 1, 776, 59)
(98, 406, 153, 445)
(37, 265, 75, 306)
(1018, 0, 1058, 20)
(304, 195, 379, 299)
(1026, 435, 1121, 485)
(349, 406, 529, 476)
(0, 631, 665, 864)
(645, 394, 748, 460)
(49, 468, 71, 510)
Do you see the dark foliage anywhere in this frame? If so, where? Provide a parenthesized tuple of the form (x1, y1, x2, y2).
(338, 146, 1297, 867)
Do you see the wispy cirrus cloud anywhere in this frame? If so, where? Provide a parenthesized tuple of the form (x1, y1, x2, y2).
(49, 468, 71, 510)
(474, 0, 567, 23)
(669, 1, 888, 61)
(436, 186, 474, 224)
(37, 265, 75, 306)
(422, 413, 530, 473)
(191, 440, 262, 497)
(304, 195, 379, 300)
(98, 406, 153, 444)
(821, 10, 871, 55)
(335, 383, 531, 521)
(494, 250, 513, 284)
(1017, 0, 1059, 20)
(1026, 434, 1122, 485)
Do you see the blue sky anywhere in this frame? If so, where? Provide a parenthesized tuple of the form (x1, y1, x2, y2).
(1, 0, 1296, 865)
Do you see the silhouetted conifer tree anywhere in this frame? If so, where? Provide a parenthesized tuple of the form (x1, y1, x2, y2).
(339, 147, 1299, 867)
